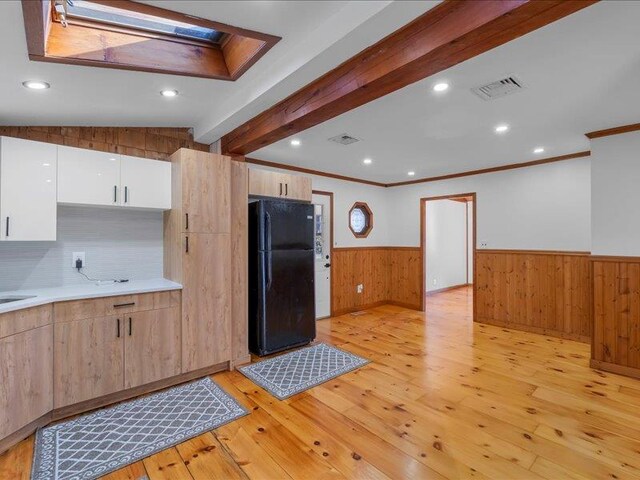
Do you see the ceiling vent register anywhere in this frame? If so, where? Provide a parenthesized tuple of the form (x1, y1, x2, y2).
(328, 134, 360, 146)
(471, 75, 525, 101)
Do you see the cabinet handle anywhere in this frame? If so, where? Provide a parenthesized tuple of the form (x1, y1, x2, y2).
(128, 317, 132, 336)
(279, 183, 282, 196)
(4, 217, 8, 238)
(185, 235, 189, 253)
(116, 318, 120, 338)
(185, 213, 189, 230)
(285, 183, 288, 196)
(113, 302, 135, 308)
(113, 185, 117, 203)
(124, 186, 128, 204)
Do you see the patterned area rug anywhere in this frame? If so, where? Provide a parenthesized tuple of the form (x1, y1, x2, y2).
(31, 378, 248, 480)
(239, 343, 369, 399)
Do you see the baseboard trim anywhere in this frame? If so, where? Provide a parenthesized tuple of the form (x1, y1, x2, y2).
(52, 362, 229, 421)
(426, 283, 471, 296)
(230, 354, 252, 369)
(0, 412, 51, 456)
(476, 317, 590, 343)
(386, 300, 422, 311)
(332, 301, 388, 317)
(590, 359, 640, 380)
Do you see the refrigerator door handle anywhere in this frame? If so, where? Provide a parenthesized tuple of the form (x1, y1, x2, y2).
(264, 212, 272, 251)
(266, 251, 272, 290)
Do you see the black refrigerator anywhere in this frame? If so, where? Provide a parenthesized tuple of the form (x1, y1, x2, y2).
(248, 199, 316, 356)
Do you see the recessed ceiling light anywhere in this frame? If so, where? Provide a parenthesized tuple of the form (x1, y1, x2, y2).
(495, 124, 509, 134)
(433, 82, 449, 92)
(407, 171, 416, 176)
(363, 158, 372, 165)
(533, 147, 545, 154)
(22, 80, 50, 90)
(290, 139, 301, 147)
(42, 163, 50, 167)
(160, 89, 178, 97)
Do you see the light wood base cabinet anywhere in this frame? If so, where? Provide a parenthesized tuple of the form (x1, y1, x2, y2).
(54, 315, 124, 408)
(53, 291, 182, 408)
(0, 325, 53, 441)
(124, 307, 181, 389)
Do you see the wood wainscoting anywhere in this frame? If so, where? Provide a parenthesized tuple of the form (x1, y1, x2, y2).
(476, 250, 592, 342)
(331, 247, 421, 316)
(591, 256, 640, 379)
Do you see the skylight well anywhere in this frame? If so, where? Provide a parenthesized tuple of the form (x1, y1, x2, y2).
(22, 0, 280, 80)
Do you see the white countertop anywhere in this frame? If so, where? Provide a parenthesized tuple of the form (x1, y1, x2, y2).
(0, 278, 182, 314)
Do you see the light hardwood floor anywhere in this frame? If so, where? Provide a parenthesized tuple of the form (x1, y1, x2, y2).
(4, 286, 640, 479)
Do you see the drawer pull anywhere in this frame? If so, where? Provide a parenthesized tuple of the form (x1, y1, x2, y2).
(116, 318, 120, 338)
(113, 302, 135, 308)
(128, 317, 132, 336)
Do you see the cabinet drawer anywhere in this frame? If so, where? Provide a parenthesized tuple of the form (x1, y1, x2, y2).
(0, 304, 52, 339)
(54, 290, 181, 323)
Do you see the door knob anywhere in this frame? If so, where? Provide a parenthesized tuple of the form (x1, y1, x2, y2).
(324, 263, 331, 268)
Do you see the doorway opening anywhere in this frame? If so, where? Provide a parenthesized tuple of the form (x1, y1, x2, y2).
(420, 193, 476, 317)
(312, 190, 333, 319)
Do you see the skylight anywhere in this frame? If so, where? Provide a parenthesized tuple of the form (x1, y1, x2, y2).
(65, 0, 224, 44)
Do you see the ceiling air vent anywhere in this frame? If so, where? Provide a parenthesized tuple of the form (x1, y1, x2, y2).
(471, 75, 525, 101)
(328, 133, 360, 145)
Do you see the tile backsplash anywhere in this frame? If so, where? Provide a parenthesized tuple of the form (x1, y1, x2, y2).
(0, 206, 163, 291)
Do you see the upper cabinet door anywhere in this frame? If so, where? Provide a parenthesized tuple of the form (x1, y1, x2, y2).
(284, 174, 312, 202)
(0, 137, 57, 241)
(58, 145, 121, 207)
(248, 169, 284, 198)
(182, 152, 230, 233)
(120, 155, 171, 210)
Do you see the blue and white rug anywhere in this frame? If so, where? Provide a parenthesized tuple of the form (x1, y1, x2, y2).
(239, 343, 369, 400)
(31, 378, 248, 480)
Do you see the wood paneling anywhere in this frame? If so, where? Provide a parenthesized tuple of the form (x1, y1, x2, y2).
(591, 256, 640, 378)
(0, 126, 209, 161)
(222, 0, 596, 155)
(388, 248, 422, 309)
(331, 247, 421, 316)
(476, 250, 592, 342)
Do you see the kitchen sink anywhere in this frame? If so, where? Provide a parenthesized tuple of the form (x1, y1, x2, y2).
(0, 296, 36, 304)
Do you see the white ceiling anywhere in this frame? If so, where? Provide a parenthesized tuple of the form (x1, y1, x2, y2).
(253, 1, 640, 183)
(0, 1, 436, 143)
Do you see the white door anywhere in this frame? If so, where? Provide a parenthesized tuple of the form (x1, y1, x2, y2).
(58, 145, 121, 206)
(0, 137, 57, 241)
(120, 155, 171, 209)
(312, 193, 332, 319)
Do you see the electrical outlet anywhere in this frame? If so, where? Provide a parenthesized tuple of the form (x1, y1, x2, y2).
(72, 252, 86, 268)
(433, 278, 437, 286)
(480, 240, 488, 248)
(356, 284, 364, 294)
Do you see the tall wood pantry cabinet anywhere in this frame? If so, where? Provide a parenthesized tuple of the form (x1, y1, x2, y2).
(165, 149, 248, 372)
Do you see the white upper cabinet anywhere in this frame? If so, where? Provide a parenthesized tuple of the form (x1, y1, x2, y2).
(58, 146, 121, 207)
(120, 156, 171, 210)
(58, 147, 171, 210)
(0, 137, 57, 241)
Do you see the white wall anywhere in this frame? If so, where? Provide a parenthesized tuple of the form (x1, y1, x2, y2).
(251, 165, 389, 247)
(425, 199, 467, 292)
(591, 131, 640, 256)
(386, 158, 591, 251)
(252, 157, 591, 252)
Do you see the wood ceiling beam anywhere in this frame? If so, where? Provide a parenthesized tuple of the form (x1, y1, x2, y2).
(221, 0, 597, 155)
